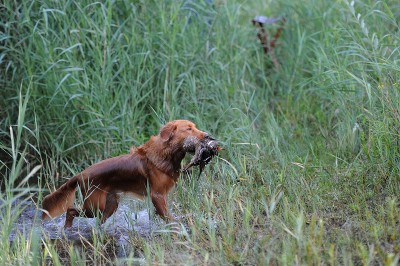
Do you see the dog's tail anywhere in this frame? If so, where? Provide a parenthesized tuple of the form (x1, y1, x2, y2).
(42, 175, 80, 220)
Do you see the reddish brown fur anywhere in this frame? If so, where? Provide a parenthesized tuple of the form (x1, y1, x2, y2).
(42, 120, 208, 228)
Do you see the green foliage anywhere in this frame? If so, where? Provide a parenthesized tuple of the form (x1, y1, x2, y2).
(1, 0, 400, 264)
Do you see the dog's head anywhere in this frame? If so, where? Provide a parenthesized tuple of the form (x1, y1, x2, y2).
(159, 120, 210, 150)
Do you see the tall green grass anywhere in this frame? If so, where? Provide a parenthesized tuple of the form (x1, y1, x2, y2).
(1, 0, 400, 264)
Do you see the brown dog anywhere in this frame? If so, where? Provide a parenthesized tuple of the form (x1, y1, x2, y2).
(42, 120, 210, 228)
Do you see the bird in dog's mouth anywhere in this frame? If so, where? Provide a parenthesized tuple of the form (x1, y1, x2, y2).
(183, 136, 220, 177)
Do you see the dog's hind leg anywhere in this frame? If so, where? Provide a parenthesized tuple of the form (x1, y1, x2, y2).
(64, 207, 79, 228)
(64, 206, 100, 228)
(100, 191, 120, 224)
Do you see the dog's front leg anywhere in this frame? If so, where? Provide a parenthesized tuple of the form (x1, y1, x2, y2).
(150, 191, 173, 221)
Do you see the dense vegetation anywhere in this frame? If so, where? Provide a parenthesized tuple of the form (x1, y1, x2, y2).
(1, 0, 399, 264)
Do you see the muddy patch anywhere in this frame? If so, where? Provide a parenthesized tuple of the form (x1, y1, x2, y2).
(5, 197, 177, 261)
(9, 198, 156, 239)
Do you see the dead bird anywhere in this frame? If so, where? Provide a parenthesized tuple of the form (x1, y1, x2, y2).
(183, 136, 220, 177)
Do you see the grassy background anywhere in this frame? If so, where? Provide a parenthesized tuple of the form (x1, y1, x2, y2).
(1, 0, 400, 264)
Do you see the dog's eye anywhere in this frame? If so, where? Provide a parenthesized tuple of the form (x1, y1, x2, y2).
(187, 127, 192, 131)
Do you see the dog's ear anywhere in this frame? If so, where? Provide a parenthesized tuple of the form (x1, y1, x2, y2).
(160, 123, 177, 142)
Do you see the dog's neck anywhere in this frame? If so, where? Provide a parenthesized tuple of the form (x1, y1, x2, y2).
(138, 136, 186, 178)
